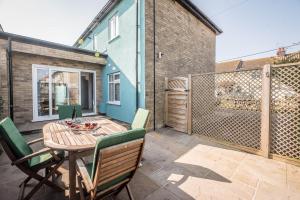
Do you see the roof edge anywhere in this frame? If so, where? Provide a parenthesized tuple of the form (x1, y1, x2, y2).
(74, 0, 222, 47)
(73, 0, 120, 47)
(0, 31, 107, 58)
(175, 0, 223, 35)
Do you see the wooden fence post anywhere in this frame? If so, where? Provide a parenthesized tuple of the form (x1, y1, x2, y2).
(261, 64, 271, 158)
(187, 74, 192, 135)
(164, 77, 169, 127)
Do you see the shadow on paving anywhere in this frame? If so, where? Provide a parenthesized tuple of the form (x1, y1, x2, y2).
(0, 129, 234, 200)
(117, 128, 233, 200)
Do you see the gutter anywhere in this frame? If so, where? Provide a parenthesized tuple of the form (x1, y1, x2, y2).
(153, 0, 156, 130)
(0, 32, 106, 58)
(135, 0, 139, 110)
(175, 0, 223, 35)
(6, 38, 13, 120)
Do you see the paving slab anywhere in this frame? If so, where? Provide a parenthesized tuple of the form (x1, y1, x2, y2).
(0, 128, 299, 200)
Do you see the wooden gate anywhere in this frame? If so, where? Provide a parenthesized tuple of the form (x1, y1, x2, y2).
(164, 76, 191, 134)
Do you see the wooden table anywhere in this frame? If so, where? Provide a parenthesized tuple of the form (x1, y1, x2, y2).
(43, 116, 127, 200)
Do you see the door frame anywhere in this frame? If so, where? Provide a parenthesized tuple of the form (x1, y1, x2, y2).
(32, 64, 97, 122)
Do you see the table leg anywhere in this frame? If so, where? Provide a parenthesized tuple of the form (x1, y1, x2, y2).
(69, 151, 77, 200)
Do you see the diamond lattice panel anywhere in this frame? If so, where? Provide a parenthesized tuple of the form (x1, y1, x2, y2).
(191, 70, 262, 149)
(271, 65, 300, 159)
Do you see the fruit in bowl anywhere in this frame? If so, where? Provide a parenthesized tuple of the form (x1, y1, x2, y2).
(84, 122, 91, 128)
(65, 120, 73, 126)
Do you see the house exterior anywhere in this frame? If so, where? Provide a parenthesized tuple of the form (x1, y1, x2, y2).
(0, 32, 106, 131)
(75, 0, 222, 129)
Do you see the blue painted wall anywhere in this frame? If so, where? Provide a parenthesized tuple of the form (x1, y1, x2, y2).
(79, 0, 145, 123)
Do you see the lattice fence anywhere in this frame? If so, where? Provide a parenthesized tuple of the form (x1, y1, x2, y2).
(191, 70, 262, 150)
(271, 64, 300, 159)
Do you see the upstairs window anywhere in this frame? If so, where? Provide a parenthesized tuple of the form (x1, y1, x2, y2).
(108, 72, 120, 105)
(93, 34, 98, 51)
(108, 14, 119, 41)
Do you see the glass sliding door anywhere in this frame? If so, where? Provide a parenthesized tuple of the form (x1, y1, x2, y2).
(36, 68, 50, 117)
(33, 65, 96, 121)
(81, 72, 95, 113)
(51, 71, 80, 115)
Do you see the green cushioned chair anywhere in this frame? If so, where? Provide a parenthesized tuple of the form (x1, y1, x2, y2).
(58, 104, 82, 120)
(76, 128, 146, 200)
(0, 117, 65, 200)
(131, 108, 150, 129)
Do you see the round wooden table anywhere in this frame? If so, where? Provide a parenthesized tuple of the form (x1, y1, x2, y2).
(43, 116, 127, 200)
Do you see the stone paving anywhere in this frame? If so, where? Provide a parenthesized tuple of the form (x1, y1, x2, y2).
(0, 128, 300, 200)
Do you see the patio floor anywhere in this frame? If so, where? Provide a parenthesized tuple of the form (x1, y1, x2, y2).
(0, 128, 300, 200)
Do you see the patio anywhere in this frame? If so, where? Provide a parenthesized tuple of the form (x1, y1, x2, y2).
(1, 128, 299, 200)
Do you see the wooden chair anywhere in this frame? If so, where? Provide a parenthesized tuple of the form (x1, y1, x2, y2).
(76, 128, 146, 200)
(58, 104, 82, 120)
(131, 108, 150, 129)
(0, 117, 65, 200)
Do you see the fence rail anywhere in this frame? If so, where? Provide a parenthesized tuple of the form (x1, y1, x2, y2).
(165, 62, 300, 165)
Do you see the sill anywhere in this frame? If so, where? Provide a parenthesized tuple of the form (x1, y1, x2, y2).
(108, 35, 120, 44)
(107, 101, 121, 106)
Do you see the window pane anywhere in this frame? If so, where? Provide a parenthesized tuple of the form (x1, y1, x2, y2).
(37, 69, 49, 116)
(109, 74, 113, 82)
(109, 83, 114, 101)
(52, 71, 79, 115)
(109, 15, 118, 40)
(114, 74, 120, 81)
(115, 83, 120, 101)
(81, 72, 94, 113)
(115, 15, 119, 36)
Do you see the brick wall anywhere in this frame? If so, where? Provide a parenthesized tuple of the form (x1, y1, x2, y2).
(0, 40, 8, 119)
(145, 0, 216, 129)
(0, 38, 104, 130)
(11, 52, 103, 126)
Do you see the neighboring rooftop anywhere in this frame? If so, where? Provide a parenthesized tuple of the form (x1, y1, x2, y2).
(216, 49, 300, 73)
(74, 0, 222, 47)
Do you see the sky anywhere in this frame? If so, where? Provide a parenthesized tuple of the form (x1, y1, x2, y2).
(0, 0, 299, 62)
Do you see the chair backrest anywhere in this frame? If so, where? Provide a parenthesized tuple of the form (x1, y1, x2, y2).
(131, 108, 150, 129)
(58, 104, 82, 120)
(0, 117, 33, 164)
(91, 128, 146, 194)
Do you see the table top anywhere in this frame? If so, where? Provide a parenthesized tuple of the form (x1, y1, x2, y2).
(43, 116, 127, 151)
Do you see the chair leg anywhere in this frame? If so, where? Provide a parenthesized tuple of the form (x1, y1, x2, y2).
(18, 181, 26, 200)
(19, 177, 31, 187)
(77, 176, 86, 200)
(125, 185, 134, 200)
(22, 160, 64, 200)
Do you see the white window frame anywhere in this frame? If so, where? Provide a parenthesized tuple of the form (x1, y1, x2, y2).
(107, 72, 120, 105)
(108, 13, 119, 41)
(32, 64, 97, 122)
(93, 34, 98, 51)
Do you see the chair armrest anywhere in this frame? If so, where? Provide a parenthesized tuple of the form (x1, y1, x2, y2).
(27, 138, 44, 145)
(12, 147, 52, 165)
(76, 159, 94, 193)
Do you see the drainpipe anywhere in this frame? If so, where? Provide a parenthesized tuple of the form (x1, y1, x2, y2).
(153, 0, 156, 130)
(135, 0, 139, 111)
(6, 37, 13, 120)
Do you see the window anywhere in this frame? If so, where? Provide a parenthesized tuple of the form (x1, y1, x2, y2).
(32, 65, 96, 121)
(108, 14, 119, 41)
(93, 34, 97, 51)
(108, 73, 120, 105)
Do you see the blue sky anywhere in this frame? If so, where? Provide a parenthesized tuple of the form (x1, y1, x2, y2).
(0, 0, 299, 62)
